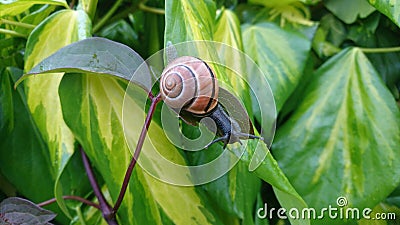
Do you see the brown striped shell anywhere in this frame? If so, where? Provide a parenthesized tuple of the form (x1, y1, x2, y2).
(160, 56, 219, 115)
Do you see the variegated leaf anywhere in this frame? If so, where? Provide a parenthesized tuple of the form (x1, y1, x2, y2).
(23, 9, 91, 217)
(242, 22, 313, 112)
(58, 74, 223, 224)
(0, 0, 68, 17)
(273, 48, 400, 224)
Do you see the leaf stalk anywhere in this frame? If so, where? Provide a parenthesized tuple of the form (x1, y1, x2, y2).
(359, 46, 400, 53)
(112, 92, 161, 213)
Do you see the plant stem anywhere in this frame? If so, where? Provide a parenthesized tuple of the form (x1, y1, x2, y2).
(139, 1, 165, 14)
(37, 196, 100, 209)
(112, 93, 161, 213)
(80, 148, 118, 225)
(69, 0, 76, 9)
(86, 0, 98, 21)
(0, 19, 36, 29)
(0, 28, 26, 38)
(359, 46, 400, 53)
(93, 0, 124, 33)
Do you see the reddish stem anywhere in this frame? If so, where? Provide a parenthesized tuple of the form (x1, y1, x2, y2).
(38, 196, 100, 209)
(81, 148, 118, 225)
(112, 93, 162, 213)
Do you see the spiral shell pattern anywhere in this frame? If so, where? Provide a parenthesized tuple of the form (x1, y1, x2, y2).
(160, 56, 219, 115)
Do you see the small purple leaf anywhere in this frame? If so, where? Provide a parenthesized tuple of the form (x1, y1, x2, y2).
(0, 197, 56, 225)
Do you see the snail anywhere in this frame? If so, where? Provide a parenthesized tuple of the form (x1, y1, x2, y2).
(160, 56, 263, 149)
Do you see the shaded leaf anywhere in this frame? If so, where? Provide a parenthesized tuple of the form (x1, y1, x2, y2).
(273, 48, 400, 224)
(0, 67, 65, 221)
(325, 0, 375, 24)
(98, 20, 139, 49)
(0, 197, 56, 224)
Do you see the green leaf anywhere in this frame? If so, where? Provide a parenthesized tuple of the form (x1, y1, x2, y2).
(0, 0, 68, 17)
(165, 5, 309, 225)
(347, 15, 400, 99)
(214, 9, 243, 49)
(325, 0, 376, 24)
(58, 73, 222, 224)
(22, 9, 91, 217)
(312, 13, 345, 57)
(20, 37, 150, 92)
(242, 22, 314, 111)
(242, 141, 310, 225)
(15, 5, 57, 36)
(98, 19, 139, 49)
(368, 0, 400, 27)
(273, 48, 400, 224)
(164, 0, 216, 43)
(0, 67, 69, 223)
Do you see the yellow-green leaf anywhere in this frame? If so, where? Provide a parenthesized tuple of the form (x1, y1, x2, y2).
(273, 48, 400, 224)
(23, 9, 91, 217)
(164, 0, 216, 43)
(0, 0, 68, 17)
(58, 74, 222, 224)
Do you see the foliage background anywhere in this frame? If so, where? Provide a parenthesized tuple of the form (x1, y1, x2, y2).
(1, 0, 400, 224)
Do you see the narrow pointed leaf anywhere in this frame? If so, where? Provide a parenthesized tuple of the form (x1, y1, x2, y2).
(273, 48, 400, 224)
(22, 9, 91, 217)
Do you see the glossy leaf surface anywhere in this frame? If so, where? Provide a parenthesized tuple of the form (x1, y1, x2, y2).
(21, 37, 150, 92)
(58, 73, 223, 224)
(0, 0, 68, 17)
(242, 22, 314, 111)
(165, 1, 309, 225)
(273, 48, 400, 224)
(368, 0, 400, 27)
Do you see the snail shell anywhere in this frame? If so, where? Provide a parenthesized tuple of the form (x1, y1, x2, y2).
(160, 56, 219, 115)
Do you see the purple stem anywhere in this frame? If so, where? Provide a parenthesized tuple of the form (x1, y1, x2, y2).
(38, 195, 100, 209)
(80, 148, 118, 225)
(112, 93, 162, 213)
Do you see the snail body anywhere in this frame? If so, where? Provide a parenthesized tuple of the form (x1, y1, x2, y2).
(160, 56, 262, 148)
